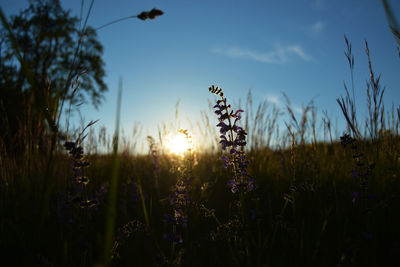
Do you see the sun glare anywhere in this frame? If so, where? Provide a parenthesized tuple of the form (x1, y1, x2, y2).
(166, 131, 194, 156)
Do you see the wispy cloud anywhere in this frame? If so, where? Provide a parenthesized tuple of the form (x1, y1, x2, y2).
(265, 94, 281, 105)
(265, 93, 303, 115)
(286, 45, 312, 61)
(311, 21, 325, 33)
(292, 105, 303, 114)
(213, 44, 312, 64)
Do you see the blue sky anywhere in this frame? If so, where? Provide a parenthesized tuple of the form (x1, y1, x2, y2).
(2, 0, 400, 152)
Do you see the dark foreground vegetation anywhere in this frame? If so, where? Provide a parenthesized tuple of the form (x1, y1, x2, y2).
(1, 124, 400, 266)
(2, 77, 400, 266)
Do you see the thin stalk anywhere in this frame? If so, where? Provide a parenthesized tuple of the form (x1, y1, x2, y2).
(95, 15, 138, 31)
(103, 77, 122, 265)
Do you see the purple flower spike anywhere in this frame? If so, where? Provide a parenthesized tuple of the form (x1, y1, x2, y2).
(209, 85, 256, 194)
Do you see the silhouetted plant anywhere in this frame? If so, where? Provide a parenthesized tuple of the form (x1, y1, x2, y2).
(95, 8, 163, 31)
(382, 0, 400, 47)
(147, 136, 161, 189)
(162, 129, 195, 264)
(111, 219, 148, 259)
(209, 85, 254, 194)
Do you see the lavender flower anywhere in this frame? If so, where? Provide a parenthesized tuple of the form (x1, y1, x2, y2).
(87, 182, 109, 211)
(62, 131, 108, 216)
(147, 136, 161, 188)
(163, 149, 193, 245)
(209, 85, 254, 194)
(111, 220, 148, 259)
(64, 141, 90, 187)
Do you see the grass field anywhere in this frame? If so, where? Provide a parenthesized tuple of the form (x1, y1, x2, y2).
(1, 78, 400, 266)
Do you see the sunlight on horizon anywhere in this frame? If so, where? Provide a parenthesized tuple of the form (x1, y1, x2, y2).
(165, 130, 194, 157)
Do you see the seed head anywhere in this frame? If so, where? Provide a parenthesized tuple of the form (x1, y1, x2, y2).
(137, 8, 164, 20)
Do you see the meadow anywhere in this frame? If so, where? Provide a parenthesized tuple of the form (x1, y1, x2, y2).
(1, 4, 400, 267)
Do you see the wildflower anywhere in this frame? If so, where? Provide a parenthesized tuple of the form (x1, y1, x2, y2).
(219, 135, 231, 150)
(209, 85, 254, 194)
(217, 121, 230, 135)
(62, 123, 108, 215)
(111, 220, 148, 259)
(147, 136, 160, 188)
(64, 140, 90, 186)
(163, 140, 193, 244)
(87, 182, 109, 211)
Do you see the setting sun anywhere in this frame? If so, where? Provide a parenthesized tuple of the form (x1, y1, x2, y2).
(166, 130, 194, 156)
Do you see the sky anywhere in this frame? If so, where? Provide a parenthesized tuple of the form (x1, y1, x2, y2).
(2, 0, 400, 153)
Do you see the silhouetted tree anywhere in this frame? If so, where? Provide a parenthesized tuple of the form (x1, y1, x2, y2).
(0, 0, 107, 154)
